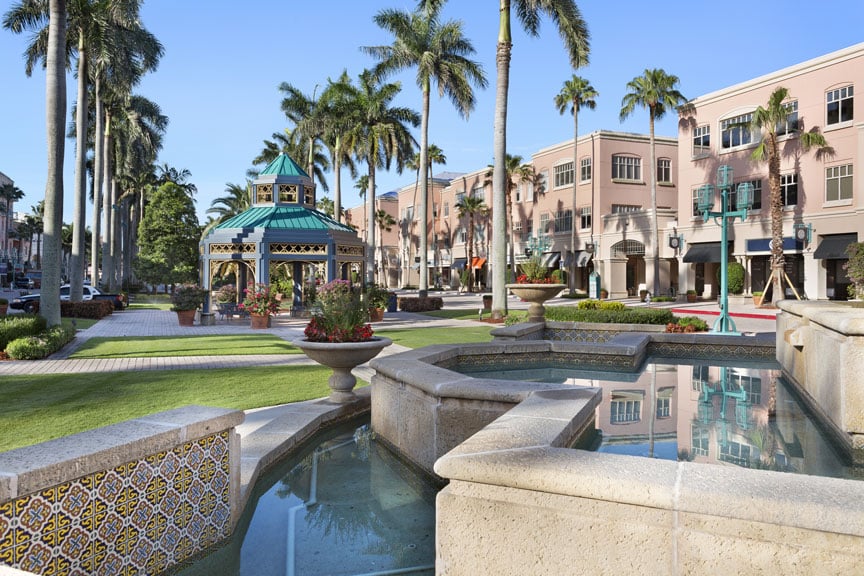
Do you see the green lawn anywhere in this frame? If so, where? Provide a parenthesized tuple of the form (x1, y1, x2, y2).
(70, 334, 300, 358)
(419, 309, 484, 321)
(378, 325, 494, 347)
(0, 366, 333, 453)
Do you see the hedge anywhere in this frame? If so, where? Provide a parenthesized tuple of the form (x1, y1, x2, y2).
(0, 315, 47, 350)
(6, 325, 76, 360)
(545, 306, 675, 325)
(60, 300, 114, 319)
(576, 299, 626, 311)
(398, 297, 444, 312)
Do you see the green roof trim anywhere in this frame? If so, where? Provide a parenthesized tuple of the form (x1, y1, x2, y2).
(215, 205, 355, 232)
(259, 153, 309, 177)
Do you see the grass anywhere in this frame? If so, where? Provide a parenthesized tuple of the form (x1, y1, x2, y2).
(70, 334, 300, 358)
(0, 366, 333, 453)
(129, 293, 173, 310)
(378, 325, 493, 347)
(419, 309, 485, 321)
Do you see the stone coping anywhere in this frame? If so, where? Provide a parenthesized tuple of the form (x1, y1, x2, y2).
(434, 390, 864, 538)
(778, 299, 864, 335)
(0, 405, 243, 502)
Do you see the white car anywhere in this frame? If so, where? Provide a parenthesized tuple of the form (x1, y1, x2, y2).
(59, 285, 99, 301)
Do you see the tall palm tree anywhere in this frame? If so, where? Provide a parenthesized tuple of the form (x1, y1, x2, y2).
(375, 209, 397, 286)
(487, 155, 534, 287)
(619, 68, 686, 297)
(343, 70, 419, 284)
(418, 0, 589, 317)
(320, 71, 359, 223)
(554, 75, 597, 294)
(0, 183, 25, 257)
(455, 193, 487, 292)
(366, 3, 486, 298)
(207, 182, 251, 221)
(750, 86, 830, 302)
(279, 82, 331, 192)
(355, 175, 371, 241)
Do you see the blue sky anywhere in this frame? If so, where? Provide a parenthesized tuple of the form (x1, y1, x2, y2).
(2, 0, 863, 225)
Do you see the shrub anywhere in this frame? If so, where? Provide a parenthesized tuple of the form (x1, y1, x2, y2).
(215, 284, 238, 303)
(0, 315, 47, 350)
(0, 298, 7, 305)
(171, 284, 206, 311)
(560, 292, 589, 299)
(844, 242, 864, 298)
(576, 299, 626, 311)
(364, 283, 390, 310)
(60, 300, 113, 319)
(727, 262, 745, 294)
(6, 325, 75, 360)
(545, 306, 674, 325)
(651, 296, 676, 302)
(677, 316, 709, 330)
(550, 269, 565, 283)
(398, 297, 443, 312)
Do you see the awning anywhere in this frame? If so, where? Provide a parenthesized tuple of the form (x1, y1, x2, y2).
(682, 242, 722, 263)
(471, 257, 486, 269)
(541, 251, 560, 268)
(452, 258, 467, 270)
(746, 236, 802, 253)
(814, 233, 858, 259)
(563, 250, 593, 268)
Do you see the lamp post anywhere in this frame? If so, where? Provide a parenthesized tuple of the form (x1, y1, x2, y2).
(697, 165, 753, 335)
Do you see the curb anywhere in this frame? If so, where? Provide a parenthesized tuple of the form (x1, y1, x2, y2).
(670, 307, 777, 321)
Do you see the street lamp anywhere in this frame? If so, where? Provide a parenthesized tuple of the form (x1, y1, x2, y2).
(697, 165, 753, 335)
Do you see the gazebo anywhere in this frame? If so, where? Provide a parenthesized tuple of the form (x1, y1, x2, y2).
(199, 153, 365, 313)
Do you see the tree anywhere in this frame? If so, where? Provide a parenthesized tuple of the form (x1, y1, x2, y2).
(365, 3, 486, 297)
(619, 68, 686, 297)
(279, 82, 331, 191)
(343, 70, 419, 284)
(486, 154, 533, 288)
(554, 75, 597, 294)
(134, 182, 201, 288)
(320, 70, 359, 224)
(354, 175, 371, 241)
(750, 86, 830, 302)
(375, 209, 397, 286)
(455, 193, 487, 292)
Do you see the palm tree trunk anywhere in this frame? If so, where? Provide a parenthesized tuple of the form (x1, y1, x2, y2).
(366, 163, 376, 284)
(467, 213, 474, 293)
(91, 85, 103, 287)
(111, 177, 121, 291)
(418, 85, 431, 298)
(491, 0, 512, 319)
(334, 135, 342, 223)
(101, 113, 113, 289)
(769, 135, 784, 302)
(649, 111, 659, 296)
(569, 112, 579, 294)
(70, 31, 87, 302)
(41, 0, 66, 327)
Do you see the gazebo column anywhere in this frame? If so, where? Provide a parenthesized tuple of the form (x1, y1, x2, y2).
(292, 261, 303, 309)
(258, 248, 270, 286)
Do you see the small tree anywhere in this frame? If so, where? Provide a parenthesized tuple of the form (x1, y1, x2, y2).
(844, 242, 864, 299)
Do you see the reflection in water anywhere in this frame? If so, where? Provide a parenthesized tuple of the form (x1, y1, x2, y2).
(457, 360, 860, 480)
(177, 424, 436, 576)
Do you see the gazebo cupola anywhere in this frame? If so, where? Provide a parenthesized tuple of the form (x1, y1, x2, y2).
(252, 153, 316, 208)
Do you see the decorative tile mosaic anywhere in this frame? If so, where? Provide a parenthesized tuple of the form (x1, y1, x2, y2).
(648, 341, 775, 360)
(0, 431, 232, 576)
(544, 328, 618, 343)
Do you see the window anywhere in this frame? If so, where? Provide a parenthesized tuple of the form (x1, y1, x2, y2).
(826, 164, 853, 202)
(691, 425, 709, 456)
(656, 397, 671, 419)
(727, 371, 762, 405)
(554, 162, 574, 188)
(521, 219, 533, 242)
(692, 365, 709, 390)
(444, 202, 449, 217)
(657, 158, 671, 183)
(515, 185, 521, 203)
(718, 440, 751, 467)
(721, 112, 754, 149)
(777, 101, 799, 136)
(723, 179, 763, 212)
(612, 204, 641, 214)
(580, 157, 592, 182)
(304, 187, 314, 205)
(403, 206, 415, 222)
(433, 203, 438, 218)
(455, 192, 465, 205)
(692, 125, 710, 156)
(472, 186, 485, 202)
(579, 206, 591, 230)
(612, 155, 641, 181)
(610, 394, 641, 423)
(278, 184, 298, 203)
(553, 210, 572, 233)
(691, 187, 703, 217)
(540, 213, 550, 234)
(827, 85, 854, 125)
(256, 183, 273, 203)
(780, 173, 798, 207)
(458, 226, 467, 244)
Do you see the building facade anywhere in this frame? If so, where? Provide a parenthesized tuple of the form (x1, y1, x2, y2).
(677, 43, 864, 301)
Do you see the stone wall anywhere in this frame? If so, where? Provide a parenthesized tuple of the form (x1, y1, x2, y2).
(0, 406, 243, 575)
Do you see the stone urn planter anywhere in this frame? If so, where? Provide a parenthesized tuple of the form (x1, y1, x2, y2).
(250, 313, 271, 329)
(293, 337, 392, 403)
(368, 308, 385, 323)
(506, 283, 565, 323)
(175, 309, 196, 326)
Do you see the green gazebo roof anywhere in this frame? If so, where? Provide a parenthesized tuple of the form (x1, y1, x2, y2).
(259, 153, 309, 177)
(215, 205, 354, 232)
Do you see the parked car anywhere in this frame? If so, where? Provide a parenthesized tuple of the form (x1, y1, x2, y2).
(13, 275, 33, 290)
(26, 272, 42, 288)
(10, 286, 126, 312)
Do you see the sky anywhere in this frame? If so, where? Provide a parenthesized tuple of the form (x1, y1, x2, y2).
(2, 0, 864, 227)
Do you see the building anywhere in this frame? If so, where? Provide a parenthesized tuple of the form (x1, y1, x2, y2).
(677, 43, 864, 301)
(346, 190, 401, 288)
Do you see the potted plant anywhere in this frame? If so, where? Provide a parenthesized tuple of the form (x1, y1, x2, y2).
(364, 283, 389, 323)
(686, 289, 698, 303)
(171, 284, 206, 326)
(752, 291, 764, 307)
(215, 284, 237, 304)
(239, 283, 280, 328)
(506, 252, 565, 322)
(0, 297, 7, 316)
(599, 287, 609, 300)
(293, 279, 392, 403)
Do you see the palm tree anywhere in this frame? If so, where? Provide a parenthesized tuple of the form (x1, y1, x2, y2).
(366, 4, 486, 298)
(455, 193, 487, 292)
(204, 182, 251, 236)
(279, 82, 331, 192)
(750, 86, 831, 302)
(0, 183, 25, 257)
(354, 175, 371, 241)
(419, 0, 589, 317)
(375, 209, 397, 286)
(555, 75, 597, 294)
(343, 70, 419, 284)
(320, 71, 359, 223)
(619, 68, 686, 297)
(486, 155, 534, 287)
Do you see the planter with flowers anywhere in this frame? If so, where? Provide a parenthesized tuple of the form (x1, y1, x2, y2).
(239, 283, 280, 328)
(171, 284, 206, 326)
(506, 256, 565, 323)
(293, 279, 391, 403)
